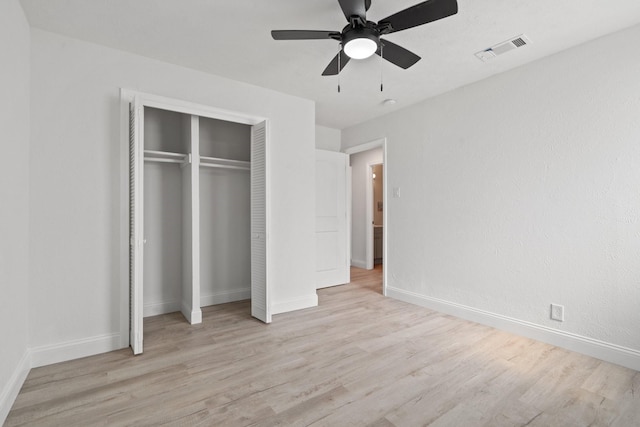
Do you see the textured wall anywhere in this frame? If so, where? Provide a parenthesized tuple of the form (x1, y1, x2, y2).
(0, 0, 30, 421)
(29, 29, 316, 354)
(315, 125, 341, 152)
(343, 24, 640, 355)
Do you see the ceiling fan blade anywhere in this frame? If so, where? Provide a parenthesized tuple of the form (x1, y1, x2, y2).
(271, 30, 341, 40)
(337, 0, 367, 21)
(377, 0, 458, 34)
(377, 39, 421, 69)
(322, 51, 351, 76)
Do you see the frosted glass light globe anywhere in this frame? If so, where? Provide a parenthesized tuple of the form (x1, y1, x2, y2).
(344, 37, 377, 59)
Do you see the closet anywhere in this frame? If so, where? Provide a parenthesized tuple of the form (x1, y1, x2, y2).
(199, 117, 251, 307)
(128, 93, 269, 355)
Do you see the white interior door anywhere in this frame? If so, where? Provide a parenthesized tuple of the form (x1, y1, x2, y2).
(315, 150, 350, 288)
(129, 97, 144, 354)
(250, 121, 271, 323)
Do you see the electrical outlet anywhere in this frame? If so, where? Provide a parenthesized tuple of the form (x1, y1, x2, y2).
(550, 304, 564, 322)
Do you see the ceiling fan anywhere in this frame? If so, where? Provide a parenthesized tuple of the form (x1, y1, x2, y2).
(271, 0, 458, 76)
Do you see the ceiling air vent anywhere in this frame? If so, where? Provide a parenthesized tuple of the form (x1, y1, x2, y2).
(475, 34, 531, 62)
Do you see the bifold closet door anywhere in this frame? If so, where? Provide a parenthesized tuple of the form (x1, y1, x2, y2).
(250, 121, 270, 323)
(129, 97, 144, 355)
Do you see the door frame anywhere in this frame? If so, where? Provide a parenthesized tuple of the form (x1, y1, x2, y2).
(119, 89, 270, 350)
(343, 138, 388, 296)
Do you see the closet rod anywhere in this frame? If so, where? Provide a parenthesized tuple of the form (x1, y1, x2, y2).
(144, 157, 186, 165)
(200, 163, 249, 171)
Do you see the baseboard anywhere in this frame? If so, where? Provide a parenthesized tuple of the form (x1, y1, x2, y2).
(144, 300, 180, 317)
(351, 259, 367, 269)
(201, 288, 250, 307)
(181, 301, 202, 325)
(145, 289, 251, 318)
(387, 286, 640, 372)
(30, 333, 122, 368)
(271, 293, 318, 315)
(0, 350, 31, 424)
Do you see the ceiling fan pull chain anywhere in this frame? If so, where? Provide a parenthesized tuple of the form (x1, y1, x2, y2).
(338, 46, 342, 93)
(380, 44, 384, 92)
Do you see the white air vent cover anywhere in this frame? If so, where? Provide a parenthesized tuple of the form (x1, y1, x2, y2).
(475, 34, 531, 62)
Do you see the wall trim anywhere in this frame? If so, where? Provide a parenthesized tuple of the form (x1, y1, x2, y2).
(271, 293, 318, 315)
(387, 286, 640, 372)
(144, 289, 251, 318)
(30, 333, 123, 369)
(181, 301, 203, 325)
(0, 350, 31, 424)
(351, 259, 368, 269)
(201, 288, 250, 307)
(144, 300, 180, 317)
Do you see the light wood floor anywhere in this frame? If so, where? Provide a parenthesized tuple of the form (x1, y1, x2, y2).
(7, 266, 640, 426)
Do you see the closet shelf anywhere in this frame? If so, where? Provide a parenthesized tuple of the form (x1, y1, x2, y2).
(200, 156, 250, 171)
(144, 150, 188, 164)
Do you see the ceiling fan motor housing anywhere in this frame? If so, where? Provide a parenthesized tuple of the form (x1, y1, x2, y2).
(342, 22, 380, 59)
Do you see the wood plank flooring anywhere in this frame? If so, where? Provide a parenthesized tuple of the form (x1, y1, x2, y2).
(6, 266, 640, 426)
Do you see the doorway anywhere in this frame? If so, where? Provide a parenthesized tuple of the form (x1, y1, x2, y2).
(371, 163, 383, 267)
(343, 138, 387, 295)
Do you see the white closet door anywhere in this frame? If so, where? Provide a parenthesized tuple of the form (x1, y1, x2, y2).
(250, 121, 271, 323)
(315, 150, 350, 288)
(129, 97, 144, 354)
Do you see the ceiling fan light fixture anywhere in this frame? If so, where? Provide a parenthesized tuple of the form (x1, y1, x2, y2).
(342, 26, 379, 59)
(344, 37, 378, 59)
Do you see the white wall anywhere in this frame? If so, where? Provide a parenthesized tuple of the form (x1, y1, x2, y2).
(349, 148, 383, 268)
(343, 24, 640, 370)
(0, 0, 31, 421)
(28, 29, 316, 364)
(315, 125, 341, 151)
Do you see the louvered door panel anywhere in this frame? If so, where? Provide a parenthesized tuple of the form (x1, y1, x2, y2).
(250, 121, 270, 323)
(129, 98, 144, 354)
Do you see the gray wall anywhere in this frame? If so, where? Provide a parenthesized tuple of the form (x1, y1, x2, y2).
(28, 28, 316, 364)
(0, 0, 30, 420)
(343, 24, 640, 368)
(315, 125, 341, 151)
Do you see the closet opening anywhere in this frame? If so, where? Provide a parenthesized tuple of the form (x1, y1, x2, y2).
(143, 107, 193, 321)
(126, 90, 270, 355)
(199, 117, 252, 307)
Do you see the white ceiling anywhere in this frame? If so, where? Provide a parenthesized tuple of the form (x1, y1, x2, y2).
(20, 0, 640, 129)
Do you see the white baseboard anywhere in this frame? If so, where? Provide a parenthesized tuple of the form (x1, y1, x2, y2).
(181, 301, 202, 325)
(271, 293, 318, 315)
(30, 333, 123, 369)
(145, 289, 251, 319)
(201, 288, 250, 307)
(144, 300, 180, 317)
(0, 350, 31, 424)
(351, 259, 367, 269)
(387, 286, 640, 372)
